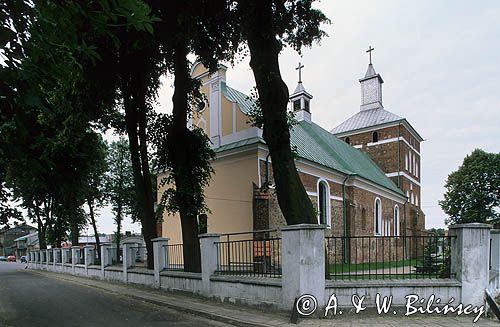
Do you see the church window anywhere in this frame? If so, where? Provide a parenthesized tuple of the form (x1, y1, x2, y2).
(412, 154, 415, 175)
(304, 99, 310, 112)
(374, 198, 382, 236)
(317, 180, 330, 226)
(394, 205, 400, 236)
(345, 137, 350, 144)
(293, 99, 301, 111)
(372, 131, 379, 143)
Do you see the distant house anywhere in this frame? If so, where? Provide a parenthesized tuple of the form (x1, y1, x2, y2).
(0, 224, 37, 256)
(78, 235, 112, 247)
(13, 232, 39, 257)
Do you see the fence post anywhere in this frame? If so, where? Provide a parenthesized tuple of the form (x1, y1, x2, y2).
(100, 243, 111, 279)
(449, 223, 492, 308)
(490, 230, 500, 272)
(122, 242, 134, 283)
(152, 238, 169, 288)
(62, 248, 67, 266)
(45, 249, 49, 269)
(200, 233, 220, 296)
(53, 248, 58, 270)
(281, 224, 326, 310)
(71, 246, 79, 275)
(84, 245, 94, 275)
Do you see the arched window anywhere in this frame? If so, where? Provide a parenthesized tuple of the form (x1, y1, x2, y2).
(344, 137, 350, 144)
(374, 198, 382, 235)
(394, 206, 400, 236)
(318, 180, 330, 226)
(372, 131, 379, 143)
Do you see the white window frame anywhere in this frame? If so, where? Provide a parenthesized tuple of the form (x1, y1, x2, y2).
(317, 179, 331, 228)
(394, 205, 400, 236)
(405, 153, 409, 170)
(374, 197, 382, 236)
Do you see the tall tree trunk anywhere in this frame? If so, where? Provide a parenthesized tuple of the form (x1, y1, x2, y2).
(240, 1, 316, 225)
(119, 48, 157, 269)
(69, 204, 79, 246)
(33, 206, 47, 250)
(170, 42, 201, 273)
(87, 199, 101, 260)
(115, 203, 122, 260)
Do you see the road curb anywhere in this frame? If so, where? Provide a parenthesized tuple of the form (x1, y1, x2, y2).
(29, 270, 274, 327)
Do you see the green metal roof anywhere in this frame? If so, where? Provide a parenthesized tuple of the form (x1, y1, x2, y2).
(214, 84, 404, 196)
(221, 81, 257, 114)
(214, 137, 262, 153)
(291, 121, 403, 195)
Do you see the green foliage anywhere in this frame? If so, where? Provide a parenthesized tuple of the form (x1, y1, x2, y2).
(439, 149, 500, 225)
(151, 114, 215, 218)
(106, 138, 138, 224)
(246, 87, 298, 130)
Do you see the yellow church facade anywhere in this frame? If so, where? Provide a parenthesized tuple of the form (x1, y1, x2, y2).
(158, 62, 424, 245)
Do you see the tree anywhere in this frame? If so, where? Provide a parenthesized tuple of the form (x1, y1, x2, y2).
(440, 149, 500, 225)
(106, 138, 138, 259)
(84, 135, 108, 259)
(236, 0, 329, 225)
(150, 0, 238, 272)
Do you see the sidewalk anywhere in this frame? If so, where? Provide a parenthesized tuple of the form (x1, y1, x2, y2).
(29, 270, 498, 326)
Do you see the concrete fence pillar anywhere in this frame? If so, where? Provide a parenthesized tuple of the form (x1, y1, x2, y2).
(53, 248, 58, 269)
(84, 245, 94, 274)
(122, 242, 135, 283)
(490, 230, 500, 271)
(281, 224, 326, 310)
(449, 223, 492, 307)
(152, 238, 169, 288)
(71, 246, 79, 274)
(46, 249, 50, 269)
(100, 243, 112, 278)
(61, 248, 67, 265)
(200, 233, 220, 295)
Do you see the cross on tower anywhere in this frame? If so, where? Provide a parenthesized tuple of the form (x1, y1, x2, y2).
(366, 46, 375, 65)
(295, 62, 305, 83)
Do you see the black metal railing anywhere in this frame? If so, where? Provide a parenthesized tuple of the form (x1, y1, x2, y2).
(66, 250, 72, 264)
(215, 230, 282, 278)
(107, 247, 123, 266)
(325, 235, 454, 280)
(130, 246, 148, 268)
(163, 244, 184, 271)
(56, 251, 62, 263)
(93, 248, 101, 266)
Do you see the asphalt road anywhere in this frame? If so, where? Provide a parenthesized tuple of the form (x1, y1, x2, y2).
(0, 262, 228, 327)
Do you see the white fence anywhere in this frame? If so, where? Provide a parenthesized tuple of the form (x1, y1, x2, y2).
(28, 223, 493, 310)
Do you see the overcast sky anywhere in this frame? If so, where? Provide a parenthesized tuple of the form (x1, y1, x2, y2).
(91, 0, 500, 234)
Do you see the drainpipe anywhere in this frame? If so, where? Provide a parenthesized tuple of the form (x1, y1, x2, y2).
(264, 152, 271, 188)
(397, 122, 401, 187)
(342, 173, 356, 264)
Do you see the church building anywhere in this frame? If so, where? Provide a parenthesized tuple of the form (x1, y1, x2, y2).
(158, 51, 426, 245)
